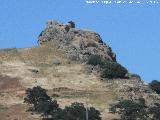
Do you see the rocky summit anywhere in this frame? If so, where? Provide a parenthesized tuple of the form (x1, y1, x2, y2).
(38, 20, 116, 62)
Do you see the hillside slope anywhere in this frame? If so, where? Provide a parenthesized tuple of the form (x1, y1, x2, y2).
(0, 47, 119, 120)
(0, 20, 159, 120)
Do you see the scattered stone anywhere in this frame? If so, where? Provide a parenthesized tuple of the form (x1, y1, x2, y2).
(29, 69, 39, 74)
(67, 50, 79, 61)
(93, 65, 101, 73)
(84, 65, 93, 74)
(52, 93, 60, 97)
(126, 73, 141, 80)
(53, 59, 61, 65)
(66, 60, 71, 64)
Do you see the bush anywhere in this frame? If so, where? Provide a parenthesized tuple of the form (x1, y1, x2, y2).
(148, 103, 160, 120)
(101, 61, 127, 79)
(87, 55, 128, 79)
(110, 98, 148, 120)
(64, 25, 70, 32)
(60, 102, 101, 120)
(24, 86, 59, 118)
(24, 87, 101, 120)
(68, 21, 75, 28)
(149, 80, 160, 94)
(24, 86, 51, 107)
(87, 55, 104, 66)
(110, 98, 160, 120)
(35, 100, 59, 117)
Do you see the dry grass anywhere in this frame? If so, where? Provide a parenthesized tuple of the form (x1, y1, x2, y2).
(0, 48, 20, 61)
(0, 75, 22, 92)
(0, 44, 120, 120)
(50, 88, 117, 110)
(0, 42, 66, 67)
(0, 104, 39, 120)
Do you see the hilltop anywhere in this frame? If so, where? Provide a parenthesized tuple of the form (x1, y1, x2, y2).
(38, 20, 116, 62)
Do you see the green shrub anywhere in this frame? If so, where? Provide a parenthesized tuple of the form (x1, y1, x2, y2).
(101, 61, 127, 79)
(149, 80, 160, 94)
(35, 100, 59, 117)
(24, 86, 59, 117)
(125, 73, 141, 80)
(64, 25, 70, 32)
(87, 55, 127, 79)
(24, 87, 101, 120)
(87, 55, 104, 66)
(148, 103, 160, 120)
(68, 21, 75, 28)
(24, 86, 51, 106)
(110, 98, 160, 120)
(59, 102, 101, 120)
(110, 98, 148, 120)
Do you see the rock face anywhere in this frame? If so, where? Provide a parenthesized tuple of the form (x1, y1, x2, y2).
(38, 20, 116, 62)
(107, 79, 160, 107)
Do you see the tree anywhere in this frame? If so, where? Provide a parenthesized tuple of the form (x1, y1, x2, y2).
(24, 87, 101, 120)
(24, 86, 59, 118)
(148, 103, 160, 120)
(87, 54, 104, 66)
(101, 61, 127, 79)
(62, 102, 86, 120)
(24, 86, 51, 107)
(88, 107, 101, 120)
(68, 21, 75, 28)
(59, 102, 101, 120)
(35, 100, 59, 117)
(149, 80, 160, 94)
(110, 98, 148, 120)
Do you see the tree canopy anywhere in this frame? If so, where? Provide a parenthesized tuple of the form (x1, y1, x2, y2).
(149, 80, 160, 94)
(24, 86, 101, 120)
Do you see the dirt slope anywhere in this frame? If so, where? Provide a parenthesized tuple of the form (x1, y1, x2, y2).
(0, 47, 119, 120)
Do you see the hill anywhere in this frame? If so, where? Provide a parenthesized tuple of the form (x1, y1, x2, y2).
(0, 20, 159, 120)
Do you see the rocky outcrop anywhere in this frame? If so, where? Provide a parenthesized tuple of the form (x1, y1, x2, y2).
(112, 79, 160, 106)
(38, 20, 116, 62)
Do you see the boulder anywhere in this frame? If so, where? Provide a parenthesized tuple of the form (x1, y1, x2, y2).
(53, 59, 61, 65)
(67, 50, 79, 61)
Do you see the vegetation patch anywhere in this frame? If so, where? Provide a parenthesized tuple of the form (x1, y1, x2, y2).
(87, 55, 128, 79)
(87, 54, 104, 66)
(110, 98, 160, 120)
(101, 61, 128, 79)
(24, 86, 101, 120)
(149, 80, 160, 94)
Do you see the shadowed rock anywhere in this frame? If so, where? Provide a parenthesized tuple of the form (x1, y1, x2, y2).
(38, 20, 116, 62)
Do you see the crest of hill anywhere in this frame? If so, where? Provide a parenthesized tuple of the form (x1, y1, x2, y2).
(38, 20, 116, 63)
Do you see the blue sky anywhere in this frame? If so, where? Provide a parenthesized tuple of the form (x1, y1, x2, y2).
(0, 0, 160, 82)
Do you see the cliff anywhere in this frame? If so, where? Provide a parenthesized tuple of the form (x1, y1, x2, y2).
(38, 20, 116, 62)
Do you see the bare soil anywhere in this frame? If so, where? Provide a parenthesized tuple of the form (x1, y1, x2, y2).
(0, 47, 120, 120)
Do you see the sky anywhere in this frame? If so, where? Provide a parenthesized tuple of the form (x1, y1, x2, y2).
(0, 0, 160, 82)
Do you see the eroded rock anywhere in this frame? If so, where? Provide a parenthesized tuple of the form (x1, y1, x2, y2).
(38, 20, 116, 63)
